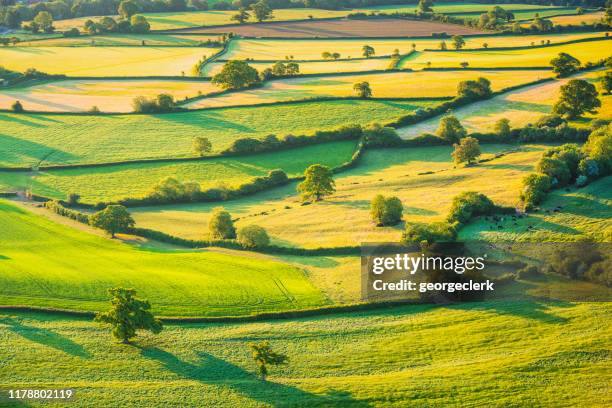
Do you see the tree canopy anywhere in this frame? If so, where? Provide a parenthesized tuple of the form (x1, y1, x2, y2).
(90, 205, 134, 238)
(297, 164, 335, 202)
(553, 79, 601, 119)
(212, 60, 260, 90)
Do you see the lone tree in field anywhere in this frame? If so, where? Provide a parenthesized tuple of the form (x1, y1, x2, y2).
(209, 207, 236, 239)
(322, 51, 332, 59)
(34, 11, 53, 33)
(90, 205, 134, 238)
(193, 136, 212, 156)
(437, 114, 467, 143)
(95, 288, 162, 344)
(231, 7, 250, 23)
(602, 71, 612, 94)
(249, 342, 288, 381)
(212, 60, 260, 90)
(494, 118, 511, 138)
(452, 35, 465, 50)
(130, 15, 150, 33)
(553, 79, 600, 119)
(550, 53, 580, 77)
(251, 0, 273, 22)
(353, 81, 372, 98)
(457, 77, 491, 99)
(237, 225, 270, 248)
(362, 45, 375, 58)
(452, 136, 481, 165)
(11, 100, 23, 112)
(118, 0, 138, 19)
(418, 0, 434, 13)
(370, 195, 403, 226)
(298, 164, 335, 202)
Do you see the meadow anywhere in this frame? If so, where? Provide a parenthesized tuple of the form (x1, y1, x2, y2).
(1, 299, 609, 407)
(543, 11, 605, 26)
(186, 70, 552, 108)
(0, 79, 218, 113)
(397, 70, 607, 138)
(0, 99, 433, 167)
(0, 199, 327, 316)
(0, 46, 219, 77)
(400, 39, 610, 69)
(0, 140, 358, 203)
(131, 144, 548, 247)
(16, 33, 224, 47)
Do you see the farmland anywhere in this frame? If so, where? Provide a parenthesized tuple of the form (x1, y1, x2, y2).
(0, 2, 610, 406)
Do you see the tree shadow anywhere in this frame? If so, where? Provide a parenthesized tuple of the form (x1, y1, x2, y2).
(139, 347, 371, 407)
(0, 317, 91, 358)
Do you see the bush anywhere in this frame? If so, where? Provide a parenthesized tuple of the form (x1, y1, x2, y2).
(536, 157, 572, 186)
(457, 77, 492, 100)
(237, 225, 270, 248)
(370, 195, 403, 226)
(517, 265, 540, 280)
(446, 191, 496, 224)
(209, 207, 236, 239)
(363, 123, 402, 147)
(63, 27, 80, 37)
(402, 222, 457, 244)
(132, 94, 175, 113)
(520, 173, 552, 210)
(543, 143, 582, 179)
(536, 114, 565, 128)
(11, 100, 23, 112)
(437, 115, 467, 143)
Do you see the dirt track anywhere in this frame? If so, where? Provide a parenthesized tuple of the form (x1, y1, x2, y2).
(169, 18, 487, 38)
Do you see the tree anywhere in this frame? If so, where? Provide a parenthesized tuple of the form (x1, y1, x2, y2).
(231, 7, 250, 23)
(439, 41, 447, 50)
(33, 11, 53, 33)
(457, 77, 491, 99)
(370, 195, 403, 226)
(209, 207, 236, 239)
(332, 52, 340, 60)
(285, 62, 299, 75)
(193, 136, 212, 156)
(249, 342, 287, 381)
(451, 35, 465, 50)
(90, 205, 135, 238)
(460, 61, 469, 69)
(156, 93, 174, 111)
(321, 51, 331, 59)
(437, 115, 467, 143)
(212, 60, 260, 90)
(118, 0, 138, 19)
(251, 0, 273, 22)
(67, 192, 80, 205)
(353, 81, 372, 98)
(271, 61, 286, 76)
(482, 42, 488, 49)
(237, 225, 270, 248)
(418, 0, 434, 13)
(520, 173, 552, 210)
(130, 15, 150, 33)
(550, 52, 580, 77)
(362, 45, 375, 58)
(602, 71, 612, 95)
(95, 288, 162, 344)
(553, 79, 601, 120)
(494, 118, 511, 138)
(452, 136, 481, 165)
(297, 164, 335, 202)
(11, 100, 23, 112)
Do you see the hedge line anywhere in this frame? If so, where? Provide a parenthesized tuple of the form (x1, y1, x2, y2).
(422, 35, 610, 52)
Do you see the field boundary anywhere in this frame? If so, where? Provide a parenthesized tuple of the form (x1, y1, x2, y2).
(422, 35, 611, 52)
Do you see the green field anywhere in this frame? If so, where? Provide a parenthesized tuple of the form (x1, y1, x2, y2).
(0, 79, 219, 113)
(0, 141, 358, 203)
(397, 70, 607, 138)
(0, 199, 326, 316)
(401, 39, 610, 69)
(187, 70, 551, 108)
(0, 99, 433, 167)
(0, 46, 219, 77)
(1, 299, 610, 407)
(131, 144, 548, 247)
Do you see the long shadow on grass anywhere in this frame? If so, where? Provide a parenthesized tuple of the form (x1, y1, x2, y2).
(0, 317, 91, 358)
(140, 347, 371, 407)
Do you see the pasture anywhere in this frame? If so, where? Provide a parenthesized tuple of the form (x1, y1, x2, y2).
(0, 141, 358, 203)
(16, 33, 224, 47)
(131, 144, 549, 247)
(543, 11, 605, 26)
(1, 299, 609, 407)
(0, 79, 218, 113)
(0, 46, 219, 77)
(0, 199, 327, 316)
(0, 99, 433, 167)
(400, 39, 611, 69)
(187, 70, 552, 108)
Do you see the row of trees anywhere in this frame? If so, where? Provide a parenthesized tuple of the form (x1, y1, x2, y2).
(231, 0, 273, 23)
(82, 14, 151, 34)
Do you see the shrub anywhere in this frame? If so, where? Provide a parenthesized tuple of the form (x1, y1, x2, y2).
(543, 143, 582, 179)
(535, 114, 565, 128)
(209, 207, 236, 239)
(363, 123, 402, 147)
(536, 157, 572, 186)
(446, 191, 496, 224)
(437, 115, 467, 143)
(11, 100, 23, 112)
(520, 173, 552, 210)
(237, 225, 270, 248)
(451, 136, 480, 165)
(402, 222, 457, 244)
(457, 77, 491, 100)
(370, 195, 403, 226)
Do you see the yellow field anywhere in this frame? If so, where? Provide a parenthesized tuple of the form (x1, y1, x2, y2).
(16, 34, 223, 47)
(401, 39, 611, 69)
(223, 32, 608, 61)
(532, 11, 605, 25)
(202, 58, 392, 76)
(398, 70, 606, 138)
(0, 46, 220, 77)
(0, 79, 219, 112)
(186, 70, 552, 108)
(131, 144, 547, 248)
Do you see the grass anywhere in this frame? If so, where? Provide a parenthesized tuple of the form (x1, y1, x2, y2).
(221, 32, 608, 61)
(0, 99, 433, 167)
(0, 79, 219, 113)
(202, 58, 393, 76)
(400, 39, 610, 69)
(460, 7, 580, 21)
(0, 46, 220, 77)
(460, 176, 612, 242)
(0, 299, 609, 407)
(397, 70, 607, 138)
(0, 140, 358, 203)
(186, 70, 552, 108)
(131, 144, 550, 247)
(17, 33, 224, 47)
(542, 11, 605, 25)
(0, 199, 327, 316)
